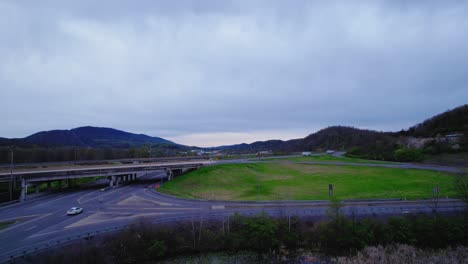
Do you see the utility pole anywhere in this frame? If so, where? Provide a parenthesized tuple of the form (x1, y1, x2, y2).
(74, 148, 77, 164)
(9, 146, 14, 201)
(257, 174, 260, 202)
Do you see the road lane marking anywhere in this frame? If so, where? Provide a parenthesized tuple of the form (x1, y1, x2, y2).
(78, 185, 131, 204)
(24, 225, 36, 231)
(103, 207, 201, 211)
(105, 193, 133, 205)
(32, 193, 81, 207)
(65, 212, 169, 228)
(27, 211, 95, 239)
(0, 213, 51, 234)
(116, 195, 173, 207)
(77, 189, 100, 204)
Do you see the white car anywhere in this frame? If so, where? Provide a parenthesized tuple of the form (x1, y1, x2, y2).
(67, 207, 83, 215)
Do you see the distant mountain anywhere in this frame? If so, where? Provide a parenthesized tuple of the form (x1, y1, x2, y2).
(2, 126, 177, 148)
(2, 104, 466, 155)
(216, 140, 289, 153)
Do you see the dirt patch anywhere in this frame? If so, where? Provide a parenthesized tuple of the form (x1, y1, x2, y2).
(282, 163, 350, 174)
(117, 195, 172, 206)
(66, 212, 165, 228)
(195, 190, 240, 200)
(263, 174, 294, 180)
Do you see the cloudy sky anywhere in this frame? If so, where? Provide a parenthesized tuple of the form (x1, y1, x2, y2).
(1, 1, 467, 147)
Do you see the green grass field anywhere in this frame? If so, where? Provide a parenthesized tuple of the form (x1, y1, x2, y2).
(159, 163, 457, 201)
(265, 155, 393, 164)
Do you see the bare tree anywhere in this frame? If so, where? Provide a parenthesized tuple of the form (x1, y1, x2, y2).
(453, 171, 468, 204)
(430, 183, 441, 215)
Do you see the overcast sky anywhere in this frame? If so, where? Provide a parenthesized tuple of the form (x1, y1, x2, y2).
(1, 1, 468, 147)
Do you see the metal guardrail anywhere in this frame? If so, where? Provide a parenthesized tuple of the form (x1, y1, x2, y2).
(0, 214, 228, 263)
(0, 224, 129, 263)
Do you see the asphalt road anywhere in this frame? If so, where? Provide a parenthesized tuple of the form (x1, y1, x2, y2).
(0, 164, 466, 262)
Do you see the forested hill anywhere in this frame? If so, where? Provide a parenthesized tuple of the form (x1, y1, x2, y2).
(300, 126, 394, 151)
(1, 126, 177, 148)
(218, 105, 468, 159)
(217, 126, 395, 159)
(399, 104, 468, 137)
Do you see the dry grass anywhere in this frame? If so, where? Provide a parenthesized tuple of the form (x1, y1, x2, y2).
(337, 244, 468, 264)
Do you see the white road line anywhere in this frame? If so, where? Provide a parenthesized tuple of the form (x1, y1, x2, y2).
(28, 229, 63, 238)
(28, 212, 94, 239)
(32, 193, 81, 207)
(24, 225, 36, 231)
(77, 189, 100, 204)
(0, 213, 51, 234)
(104, 207, 200, 211)
(78, 186, 131, 204)
(105, 192, 133, 205)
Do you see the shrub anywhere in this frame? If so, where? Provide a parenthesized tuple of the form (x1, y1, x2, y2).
(394, 148, 424, 162)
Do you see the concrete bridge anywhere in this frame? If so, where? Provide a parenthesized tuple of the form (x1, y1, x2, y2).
(0, 161, 207, 202)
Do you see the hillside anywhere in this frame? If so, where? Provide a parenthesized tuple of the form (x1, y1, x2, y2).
(2, 126, 176, 148)
(300, 126, 394, 151)
(401, 104, 468, 137)
(219, 105, 468, 160)
(218, 126, 396, 159)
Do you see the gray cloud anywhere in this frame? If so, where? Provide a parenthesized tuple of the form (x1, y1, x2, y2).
(1, 1, 468, 146)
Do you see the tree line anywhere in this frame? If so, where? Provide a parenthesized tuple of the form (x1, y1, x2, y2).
(0, 145, 185, 164)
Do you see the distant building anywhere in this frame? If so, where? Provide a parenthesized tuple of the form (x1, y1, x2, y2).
(326, 150, 335, 154)
(445, 133, 463, 143)
(302, 152, 311, 156)
(256, 150, 272, 157)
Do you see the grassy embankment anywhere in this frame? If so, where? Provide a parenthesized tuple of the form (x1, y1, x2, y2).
(159, 163, 457, 201)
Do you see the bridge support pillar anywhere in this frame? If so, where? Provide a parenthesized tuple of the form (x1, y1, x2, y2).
(20, 178, 26, 202)
(165, 169, 173, 181)
(109, 176, 115, 188)
(35, 184, 40, 194)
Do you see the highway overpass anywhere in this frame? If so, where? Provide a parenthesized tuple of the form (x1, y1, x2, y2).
(0, 160, 209, 202)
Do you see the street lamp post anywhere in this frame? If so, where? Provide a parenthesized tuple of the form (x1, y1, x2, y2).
(9, 146, 14, 201)
(257, 174, 260, 202)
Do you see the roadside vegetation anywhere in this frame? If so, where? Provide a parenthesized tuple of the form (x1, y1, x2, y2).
(22, 177, 103, 195)
(0, 220, 15, 230)
(31, 212, 468, 264)
(159, 163, 457, 201)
